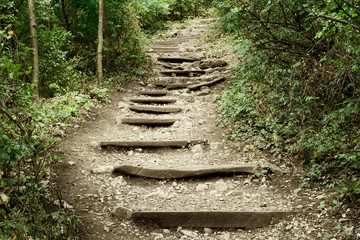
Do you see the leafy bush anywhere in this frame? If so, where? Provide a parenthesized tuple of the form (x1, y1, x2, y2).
(215, 0, 360, 202)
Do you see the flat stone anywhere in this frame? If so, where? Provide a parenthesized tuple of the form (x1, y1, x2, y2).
(215, 180, 228, 192)
(181, 230, 198, 238)
(196, 184, 208, 191)
(204, 228, 213, 234)
(113, 164, 258, 179)
(191, 144, 203, 153)
(129, 105, 182, 114)
(131, 211, 298, 228)
(101, 140, 205, 149)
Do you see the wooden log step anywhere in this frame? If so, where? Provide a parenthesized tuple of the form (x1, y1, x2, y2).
(121, 118, 178, 126)
(161, 70, 206, 77)
(139, 90, 168, 96)
(167, 83, 197, 90)
(150, 47, 180, 51)
(188, 77, 226, 90)
(129, 98, 177, 104)
(157, 57, 203, 63)
(113, 164, 259, 179)
(122, 209, 297, 229)
(154, 81, 198, 88)
(100, 140, 206, 148)
(129, 105, 182, 114)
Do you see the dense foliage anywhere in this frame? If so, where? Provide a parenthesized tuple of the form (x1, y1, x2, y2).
(214, 0, 360, 203)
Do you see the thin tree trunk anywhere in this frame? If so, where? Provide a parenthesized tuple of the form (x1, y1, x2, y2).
(28, 0, 40, 97)
(103, 1, 111, 68)
(61, 0, 70, 31)
(97, 0, 104, 85)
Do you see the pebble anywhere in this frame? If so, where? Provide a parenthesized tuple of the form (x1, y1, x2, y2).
(163, 229, 171, 234)
(196, 184, 208, 191)
(192, 153, 201, 160)
(128, 150, 134, 156)
(215, 180, 228, 192)
(191, 144, 203, 153)
(181, 230, 198, 238)
(204, 228, 213, 234)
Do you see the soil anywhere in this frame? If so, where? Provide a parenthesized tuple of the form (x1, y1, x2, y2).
(55, 19, 359, 240)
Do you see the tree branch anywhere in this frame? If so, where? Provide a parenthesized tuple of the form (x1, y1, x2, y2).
(317, 13, 360, 31)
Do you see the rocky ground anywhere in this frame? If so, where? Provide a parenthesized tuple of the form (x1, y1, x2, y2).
(56, 19, 359, 240)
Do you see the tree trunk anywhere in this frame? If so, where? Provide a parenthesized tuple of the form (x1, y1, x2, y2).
(28, 0, 40, 97)
(103, 1, 112, 68)
(61, 0, 70, 31)
(97, 0, 104, 85)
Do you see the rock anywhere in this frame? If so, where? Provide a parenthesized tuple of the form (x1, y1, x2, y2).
(181, 230, 198, 238)
(294, 188, 302, 194)
(128, 150, 134, 156)
(192, 153, 201, 160)
(191, 144, 203, 153)
(68, 161, 76, 166)
(118, 101, 128, 109)
(54, 200, 73, 209)
(92, 166, 113, 173)
(210, 142, 218, 150)
(204, 228, 213, 234)
(89, 141, 99, 148)
(197, 88, 211, 96)
(112, 207, 132, 220)
(172, 121, 180, 128)
(215, 180, 228, 192)
(196, 184, 208, 191)
(139, 81, 146, 86)
(163, 229, 171, 234)
(199, 59, 228, 69)
(113, 176, 126, 186)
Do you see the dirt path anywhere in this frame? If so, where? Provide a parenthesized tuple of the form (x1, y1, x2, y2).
(57, 19, 348, 240)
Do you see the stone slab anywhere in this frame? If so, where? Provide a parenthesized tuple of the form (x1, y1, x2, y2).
(131, 211, 297, 229)
(121, 118, 177, 126)
(188, 77, 226, 90)
(113, 164, 258, 179)
(129, 105, 182, 113)
(100, 140, 206, 148)
(129, 98, 177, 104)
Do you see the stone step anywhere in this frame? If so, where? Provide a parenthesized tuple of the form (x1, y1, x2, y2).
(114, 209, 297, 229)
(157, 76, 216, 84)
(121, 118, 178, 126)
(188, 77, 226, 90)
(100, 140, 206, 148)
(129, 105, 182, 114)
(113, 164, 260, 179)
(157, 57, 203, 63)
(129, 98, 177, 104)
(161, 70, 206, 77)
(138, 90, 168, 96)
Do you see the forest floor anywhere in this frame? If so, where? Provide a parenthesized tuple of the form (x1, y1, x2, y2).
(55, 19, 357, 239)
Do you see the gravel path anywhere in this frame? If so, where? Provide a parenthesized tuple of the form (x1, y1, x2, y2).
(56, 19, 356, 240)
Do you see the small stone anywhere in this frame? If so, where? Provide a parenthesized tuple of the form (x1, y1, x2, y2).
(89, 141, 99, 148)
(191, 144, 203, 153)
(163, 229, 171, 234)
(135, 148, 143, 153)
(210, 142, 218, 150)
(139, 81, 146, 86)
(294, 188, 302, 194)
(92, 166, 113, 173)
(68, 161, 76, 166)
(112, 207, 132, 220)
(128, 150, 134, 156)
(192, 153, 201, 160)
(118, 101, 128, 109)
(204, 228, 213, 234)
(215, 180, 228, 192)
(181, 230, 198, 238)
(196, 184, 208, 191)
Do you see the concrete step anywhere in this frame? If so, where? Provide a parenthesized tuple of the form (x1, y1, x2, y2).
(129, 105, 182, 114)
(113, 164, 260, 179)
(121, 118, 178, 126)
(129, 98, 177, 104)
(100, 140, 206, 148)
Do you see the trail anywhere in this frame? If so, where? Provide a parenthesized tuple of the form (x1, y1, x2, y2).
(57, 19, 342, 240)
